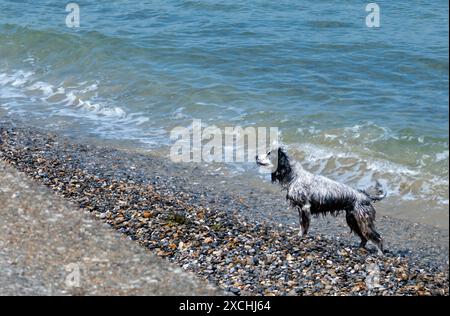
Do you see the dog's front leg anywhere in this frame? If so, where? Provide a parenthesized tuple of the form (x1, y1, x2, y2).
(297, 208, 304, 237)
(298, 202, 311, 237)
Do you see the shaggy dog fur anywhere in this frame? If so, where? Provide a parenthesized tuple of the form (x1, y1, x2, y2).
(256, 146, 386, 254)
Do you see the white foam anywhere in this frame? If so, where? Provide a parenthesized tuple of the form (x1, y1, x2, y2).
(0, 68, 152, 143)
(80, 83, 98, 93)
(0, 70, 34, 87)
(0, 86, 25, 99)
(435, 150, 449, 162)
(27, 81, 55, 96)
(173, 107, 187, 119)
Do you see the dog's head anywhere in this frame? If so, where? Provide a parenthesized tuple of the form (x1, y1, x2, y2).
(256, 146, 292, 183)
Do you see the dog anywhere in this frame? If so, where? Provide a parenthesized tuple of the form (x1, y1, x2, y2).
(256, 146, 386, 254)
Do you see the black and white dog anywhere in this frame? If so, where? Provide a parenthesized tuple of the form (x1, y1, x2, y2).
(256, 146, 386, 254)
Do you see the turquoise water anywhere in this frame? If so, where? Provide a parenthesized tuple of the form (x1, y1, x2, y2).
(0, 1, 448, 215)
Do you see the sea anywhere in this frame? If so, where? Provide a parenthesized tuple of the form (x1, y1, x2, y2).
(1, 0, 448, 227)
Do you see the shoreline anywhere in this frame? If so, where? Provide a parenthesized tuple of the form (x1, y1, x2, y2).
(0, 119, 448, 295)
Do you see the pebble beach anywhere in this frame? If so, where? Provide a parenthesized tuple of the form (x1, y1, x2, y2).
(0, 120, 448, 296)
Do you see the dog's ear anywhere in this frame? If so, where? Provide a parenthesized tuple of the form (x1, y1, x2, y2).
(272, 146, 291, 184)
(277, 146, 290, 164)
(271, 172, 277, 183)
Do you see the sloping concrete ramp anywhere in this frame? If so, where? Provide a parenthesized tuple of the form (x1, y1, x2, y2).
(0, 161, 222, 296)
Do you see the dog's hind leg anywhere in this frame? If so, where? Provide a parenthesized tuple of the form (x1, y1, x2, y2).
(350, 204, 384, 255)
(361, 205, 384, 255)
(345, 212, 367, 248)
(367, 223, 384, 255)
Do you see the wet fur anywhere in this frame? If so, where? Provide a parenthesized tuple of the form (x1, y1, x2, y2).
(257, 147, 386, 254)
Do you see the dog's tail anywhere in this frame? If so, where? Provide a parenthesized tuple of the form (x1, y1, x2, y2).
(360, 180, 387, 202)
